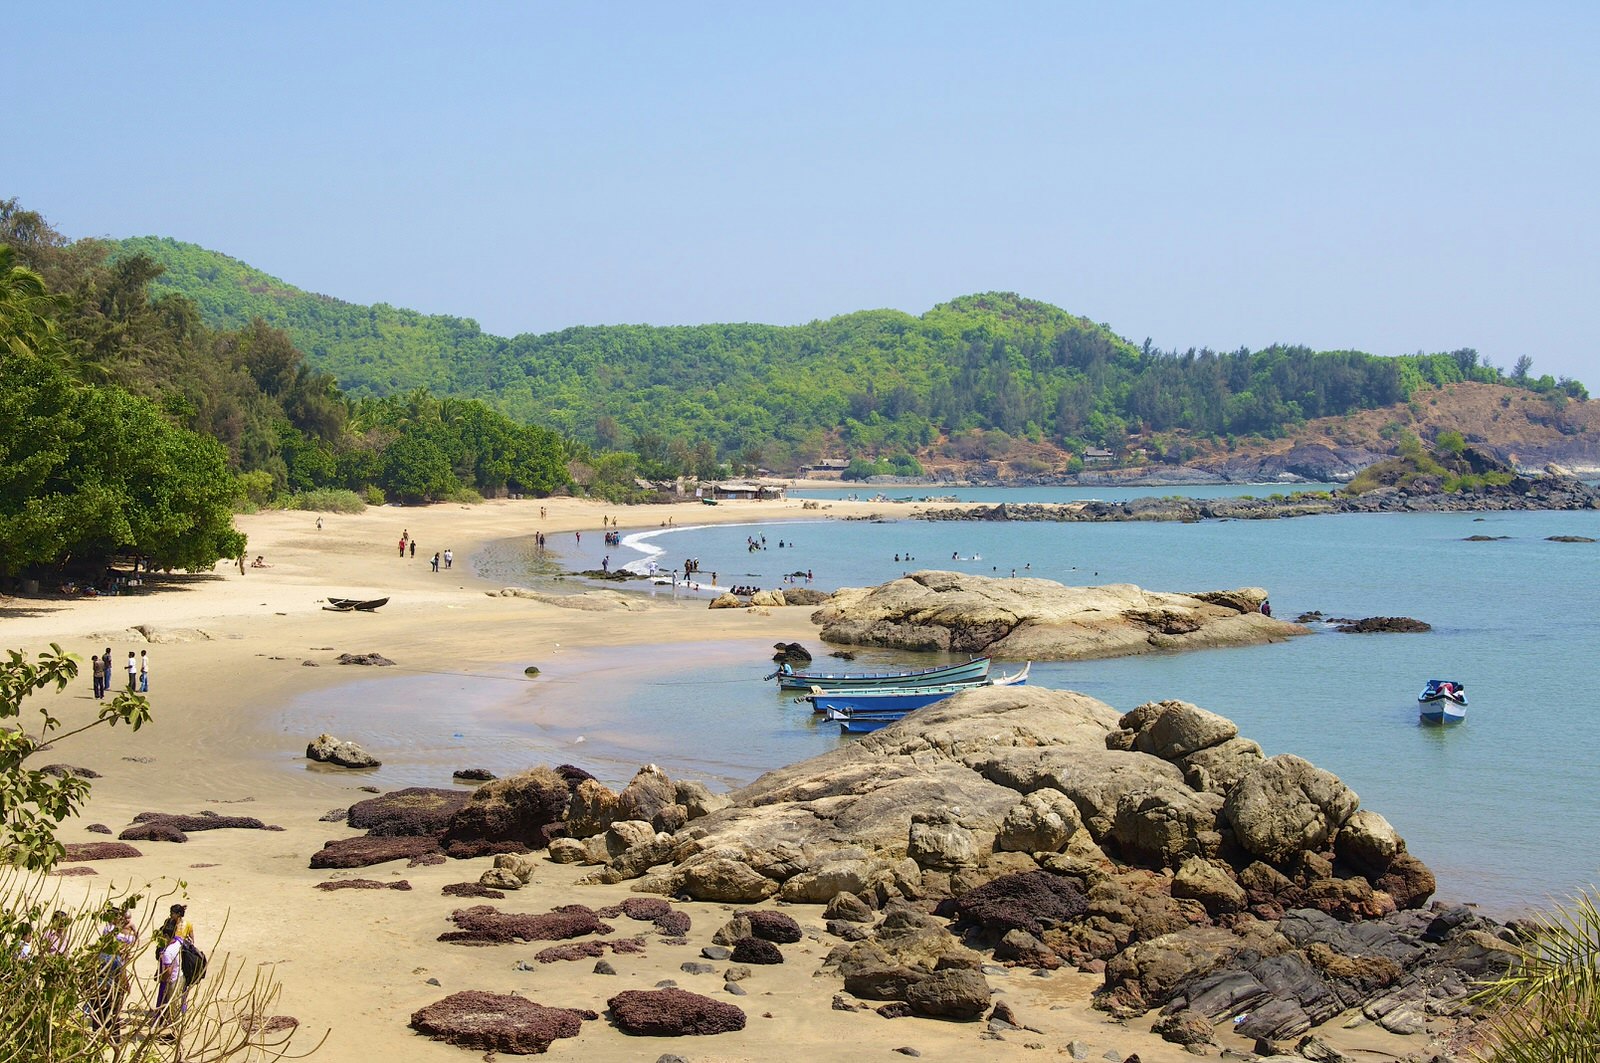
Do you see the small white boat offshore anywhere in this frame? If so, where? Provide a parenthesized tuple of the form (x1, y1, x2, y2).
(1418, 679, 1467, 725)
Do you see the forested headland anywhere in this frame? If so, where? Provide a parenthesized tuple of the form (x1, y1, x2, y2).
(116, 232, 1587, 479)
(0, 201, 573, 584)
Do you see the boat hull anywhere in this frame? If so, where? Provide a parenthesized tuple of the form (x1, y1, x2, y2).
(1418, 679, 1467, 724)
(807, 664, 1030, 715)
(777, 657, 992, 691)
(1419, 699, 1467, 725)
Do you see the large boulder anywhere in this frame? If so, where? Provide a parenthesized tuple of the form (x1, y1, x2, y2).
(995, 788, 1084, 854)
(904, 968, 991, 1020)
(1109, 786, 1224, 867)
(907, 811, 980, 870)
(1223, 755, 1359, 865)
(441, 767, 571, 858)
(306, 733, 380, 769)
(1179, 737, 1265, 795)
(615, 765, 676, 826)
(1335, 810, 1403, 875)
(1137, 700, 1239, 760)
(565, 779, 621, 839)
(1171, 857, 1247, 915)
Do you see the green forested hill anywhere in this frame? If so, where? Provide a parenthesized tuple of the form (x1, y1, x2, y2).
(114, 237, 1587, 470)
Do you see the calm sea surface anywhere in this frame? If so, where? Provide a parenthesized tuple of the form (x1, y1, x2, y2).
(295, 490, 1600, 917)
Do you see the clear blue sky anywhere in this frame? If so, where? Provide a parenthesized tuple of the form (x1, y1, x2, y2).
(10, 2, 1599, 382)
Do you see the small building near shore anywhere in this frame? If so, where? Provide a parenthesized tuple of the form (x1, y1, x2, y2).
(807, 458, 851, 477)
(703, 481, 786, 501)
(1084, 447, 1116, 465)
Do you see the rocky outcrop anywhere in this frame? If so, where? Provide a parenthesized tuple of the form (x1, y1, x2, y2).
(809, 572, 1306, 660)
(541, 686, 1494, 1042)
(1334, 616, 1432, 634)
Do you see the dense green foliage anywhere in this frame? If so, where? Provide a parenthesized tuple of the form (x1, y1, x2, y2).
(0, 247, 246, 577)
(1, 203, 572, 558)
(117, 237, 1589, 470)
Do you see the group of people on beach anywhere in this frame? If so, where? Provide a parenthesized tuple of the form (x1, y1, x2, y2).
(397, 529, 452, 572)
(90, 647, 148, 698)
(18, 900, 201, 1043)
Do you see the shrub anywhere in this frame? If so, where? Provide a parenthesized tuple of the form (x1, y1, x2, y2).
(287, 489, 366, 514)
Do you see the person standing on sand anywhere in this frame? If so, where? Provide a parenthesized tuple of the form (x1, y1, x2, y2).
(316, 516, 322, 530)
(139, 650, 149, 692)
(101, 649, 112, 699)
(91, 653, 104, 699)
(125, 652, 137, 692)
(431, 552, 440, 572)
(410, 539, 417, 558)
(444, 548, 452, 569)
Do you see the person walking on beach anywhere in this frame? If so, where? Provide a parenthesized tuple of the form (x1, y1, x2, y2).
(125, 652, 138, 692)
(431, 552, 440, 572)
(138, 650, 149, 693)
(398, 538, 406, 558)
(443, 548, 453, 569)
(316, 516, 323, 530)
(409, 539, 417, 558)
(91, 652, 105, 699)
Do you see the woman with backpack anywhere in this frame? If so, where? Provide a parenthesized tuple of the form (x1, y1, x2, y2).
(153, 904, 197, 1023)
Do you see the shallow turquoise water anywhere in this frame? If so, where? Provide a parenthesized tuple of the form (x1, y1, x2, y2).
(300, 503, 1600, 916)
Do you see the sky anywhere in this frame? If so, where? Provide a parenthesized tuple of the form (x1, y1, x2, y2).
(9, 2, 1600, 383)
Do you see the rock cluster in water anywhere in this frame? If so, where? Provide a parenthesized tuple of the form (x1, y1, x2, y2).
(808, 571, 1306, 660)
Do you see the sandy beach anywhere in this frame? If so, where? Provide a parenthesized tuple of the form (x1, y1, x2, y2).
(7, 496, 1434, 1062)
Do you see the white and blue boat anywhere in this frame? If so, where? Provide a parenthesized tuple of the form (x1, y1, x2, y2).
(822, 664, 1031, 733)
(1418, 679, 1467, 725)
(771, 656, 992, 691)
(807, 663, 1030, 717)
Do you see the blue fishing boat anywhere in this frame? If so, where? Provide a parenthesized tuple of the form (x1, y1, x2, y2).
(770, 656, 992, 691)
(825, 665, 1031, 733)
(1418, 679, 1467, 724)
(809, 663, 1031, 716)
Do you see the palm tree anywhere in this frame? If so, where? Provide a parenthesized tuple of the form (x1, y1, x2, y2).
(1470, 891, 1600, 1061)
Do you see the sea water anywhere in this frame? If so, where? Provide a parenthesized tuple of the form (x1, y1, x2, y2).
(299, 497, 1600, 916)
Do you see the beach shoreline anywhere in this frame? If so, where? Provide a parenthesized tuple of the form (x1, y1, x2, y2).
(4, 497, 1450, 1062)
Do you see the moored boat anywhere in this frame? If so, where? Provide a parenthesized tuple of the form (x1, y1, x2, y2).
(808, 663, 1031, 716)
(1418, 679, 1467, 724)
(824, 664, 1032, 732)
(326, 596, 390, 612)
(771, 656, 991, 691)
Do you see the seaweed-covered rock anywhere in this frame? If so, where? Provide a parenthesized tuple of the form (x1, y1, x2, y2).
(309, 835, 442, 869)
(606, 988, 747, 1035)
(439, 904, 612, 945)
(313, 878, 413, 891)
(730, 936, 783, 965)
(409, 990, 595, 1053)
(121, 811, 280, 840)
(61, 842, 143, 861)
(347, 788, 469, 836)
(441, 767, 571, 858)
(951, 871, 1089, 938)
(742, 909, 803, 944)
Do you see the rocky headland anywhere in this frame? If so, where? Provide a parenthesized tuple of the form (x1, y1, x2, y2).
(332, 687, 1515, 1054)
(807, 571, 1305, 660)
(918, 464, 1600, 525)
